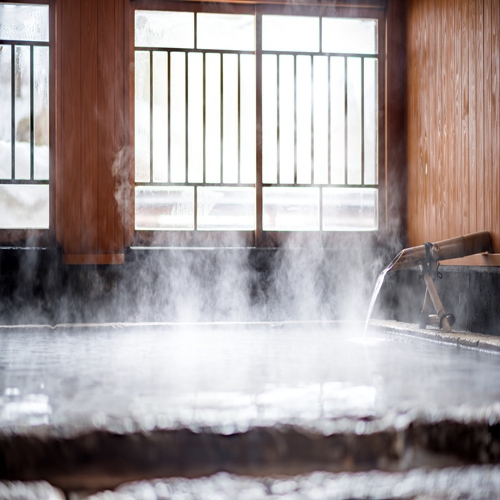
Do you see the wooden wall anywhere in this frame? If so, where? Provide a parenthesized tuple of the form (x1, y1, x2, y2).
(57, 0, 129, 264)
(406, 0, 500, 254)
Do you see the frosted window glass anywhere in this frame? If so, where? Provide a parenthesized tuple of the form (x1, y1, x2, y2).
(322, 18, 377, 55)
(135, 11, 194, 49)
(135, 187, 194, 230)
(263, 187, 320, 231)
(0, 5, 48, 42)
(0, 185, 49, 229)
(322, 187, 377, 231)
(197, 14, 254, 51)
(263, 15, 319, 52)
(198, 187, 255, 230)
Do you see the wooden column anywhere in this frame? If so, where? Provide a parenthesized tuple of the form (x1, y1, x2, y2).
(56, 0, 129, 264)
(386, 0, 407, 243)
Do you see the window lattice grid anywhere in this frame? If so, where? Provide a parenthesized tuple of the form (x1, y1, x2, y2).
(134, 8, 381, 233)
(134, 48, 256, 188)
(0, 3, 50, 230)
(0, 40, 50, 185)
(261, 52, 379, 189)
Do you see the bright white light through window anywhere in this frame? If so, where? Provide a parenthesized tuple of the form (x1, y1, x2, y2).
(0, 4, 50, 229)
(134, 10, 379, 233)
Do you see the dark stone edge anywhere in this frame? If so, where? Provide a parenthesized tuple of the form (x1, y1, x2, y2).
(370, 319, 500, 353)
(1, 419, 499, 491)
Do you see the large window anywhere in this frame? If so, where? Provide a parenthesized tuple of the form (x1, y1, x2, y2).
(134, 3, 383, 244)
(0, 3, 50, 229)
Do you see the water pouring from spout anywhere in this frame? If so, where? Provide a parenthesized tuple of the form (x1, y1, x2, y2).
(363, 250, 404, 335)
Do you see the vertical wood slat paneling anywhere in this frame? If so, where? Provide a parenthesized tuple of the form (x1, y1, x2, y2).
(415, 0, 422, 241)
(492, 0, 500, 251)
(468, 0, 477, 236)
(406, 0, 415, 240)
(476, 0, 484, 232)
(55, 0, 63, 246)
(417, 0, 424, 242)
(461, 0, 469, 238)
(448, 0, 456, 238)
(458, 0, 465, 237)
(80, 0, 98, 254)
(61, 0, 82, 255)
(97, 0, 116, 255)
(114, 0, 126, 254)
(418, 0, 424, 241)
(441, 0, 446, 240)
(484, 0, 492, 237)
(58, 0, 126, 263)
(406, 0, 500, 254)
(436, 0, 443, 243)
(125, 0, 135, 247)
(413, 0, 420, 241)
(452, 0, 461, 240)
(434, 0, 440, 242)
(427, 0, 433, 241)
(422, 0, 429, 241)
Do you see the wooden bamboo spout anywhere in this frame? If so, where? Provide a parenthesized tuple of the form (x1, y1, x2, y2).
(387, 231, 493, 333)
(389, 231, 493, 272)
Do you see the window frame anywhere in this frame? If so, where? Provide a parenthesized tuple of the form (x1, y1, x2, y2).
(0, 0, 55, 246)
(130, 0, 386, 248)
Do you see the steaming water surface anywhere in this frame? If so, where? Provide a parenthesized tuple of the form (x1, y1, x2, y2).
(0, 322, 499, 434)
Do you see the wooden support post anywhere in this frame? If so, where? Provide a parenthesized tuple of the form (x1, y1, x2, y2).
(419, 288, 433, 328)
(421, 270, 452, 333)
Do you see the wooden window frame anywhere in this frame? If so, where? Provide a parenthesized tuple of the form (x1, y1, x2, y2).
(0, 0, 56, 247)
(130, 0, 386, 248)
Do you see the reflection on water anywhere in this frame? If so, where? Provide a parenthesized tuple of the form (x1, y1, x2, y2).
(0, 389, 51, 426)
(97, 466, 500, 500)
(0, 323, 499, 434)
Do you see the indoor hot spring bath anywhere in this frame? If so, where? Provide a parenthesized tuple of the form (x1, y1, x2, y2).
(2, 0, 500, 497)
(0, 320, 500, 499)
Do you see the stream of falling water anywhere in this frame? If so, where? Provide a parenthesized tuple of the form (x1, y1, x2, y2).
(364, 251, 403, 335)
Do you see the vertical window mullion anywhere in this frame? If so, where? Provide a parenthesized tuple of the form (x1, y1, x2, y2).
(30, 44, 34, 181)
(11, 44, 15, 180)
(203, 52, 206, 184)
(237, 53, 241, 185)
(276, 54, 280, 185)
(194, 13, 197, 50)
(310, 54, 314, 185)
(328, 55, 331, 186)
(220, 53, 224, 183)
(195, 14, 199, 230)
(167, 51, 171, 184)
(149, 50, 154, 184)
(293, 55, 297, 185)
(361, 55, 365, 186)
(344, 56, 348, 185)
(319, 16, 322, 53)
(255, 9, 263, 243)
(319, 18, 324, 231)
(185, 52, 189, 184)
